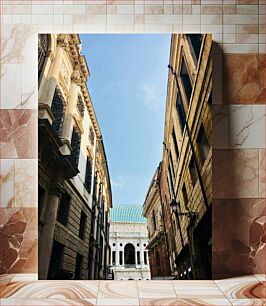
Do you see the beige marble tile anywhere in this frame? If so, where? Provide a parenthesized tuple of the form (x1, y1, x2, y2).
(222, 43, 258, 53)
(1, 281, 99, 299)
(137, 281, 176, 298)
(215, 276, 265, 299)
(11, 274, 38, 282)
(139, 298, 232, 305)
(223, 14, 258, 25)
(228, 105, 265, 149)
(1, 25, 38, 64)
(0, 208, 38, 274)
(98, 281, 138, 299)
(237, 33, 259, 44)
(96, 299, 139, 305)
(14, 160, 37, 208)
(229, 300, 266, 305)
(236, 4, 259, 14)
(0, 110, 37, 159)
(213, 199, 266, 278)
(201, 5, 223, 14)
(172, 280, 225, 299)
(0, 159, 15, 208)
(1, 64, 22, 109)
(0, 299, 97, 305)
(254, 274, 266, 283)
(0, 274, 15, 295)
(213, 149, 259, 198)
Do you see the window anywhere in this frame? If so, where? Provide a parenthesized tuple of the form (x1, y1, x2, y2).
(144, 251, 148, 265)
(172, 127, 179, 161)
(75, 254, 83, 279)
(70, 127, 81, 167)
(167, 176, 173, 199)
(120, 243, 123, 247)
(113, 243, 116, 247)
(38, 185, 45, 221)
(77, 95, 85, 118)
(168, 165, 175, 197)
(112, 251, 116, 265)
(57, 192, 71, 226)
(89, 126, 95, 146)
(137, 251, 140, 265)
(47, 240, 64, 279)
(182, 184, 188, 209)
(119, 251, 123, 265)
(79, 210, 86, 240)
(38, 34, 49, 79)
(197, 124, 210, 163)
(189, 158, 198, 187)
(180, 57, 192, 105)
(169, 151, 175, 179)
(85, 158, 93, 193)
(176, 93, 186, 134)
(152, 210, 157, 231)
(186, 34, 203, 65)
(51, 86, 66, 137)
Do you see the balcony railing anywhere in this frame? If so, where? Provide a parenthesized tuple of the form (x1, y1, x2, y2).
(124, 264, 136, 268)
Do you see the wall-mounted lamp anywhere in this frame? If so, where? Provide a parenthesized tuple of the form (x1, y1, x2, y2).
(170, 198, 198, 222)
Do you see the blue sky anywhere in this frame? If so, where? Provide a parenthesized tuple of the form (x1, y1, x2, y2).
(80, 34, 171, 205)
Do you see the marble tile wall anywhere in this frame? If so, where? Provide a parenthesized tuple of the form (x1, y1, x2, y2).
(0, 274, 265, 304)
(0, 0, 265, 281)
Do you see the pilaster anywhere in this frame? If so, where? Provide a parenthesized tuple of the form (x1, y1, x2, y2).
(60, 71, 80, 156)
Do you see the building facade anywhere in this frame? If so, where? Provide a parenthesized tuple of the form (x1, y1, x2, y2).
(38, 34, 112, 280)
(88, 139, 112, 280)
(109, 205, 151, 280)
(144, 34, 212, 280)
(143, 166, 172, 279)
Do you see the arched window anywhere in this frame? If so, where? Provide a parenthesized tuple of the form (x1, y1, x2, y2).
(85, 158, 93, 194)
(38, 34, 49, 79)
(124, 243, 135, 265)
(70, 126, 81, 167)
(51, 86, 66, 137)
(77, 95, 85, 119)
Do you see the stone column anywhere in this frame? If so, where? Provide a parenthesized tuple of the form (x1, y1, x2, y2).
(122, 250, 124, 266)
(116, 244, 119, 266)
(39, 34, 68, 124)
(38, 183, 63, 279)
(60, 71, 80, 155)
(140, 246, 144, 266)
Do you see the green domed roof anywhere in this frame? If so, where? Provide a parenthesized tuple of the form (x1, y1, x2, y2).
(110, 204, 146, 223)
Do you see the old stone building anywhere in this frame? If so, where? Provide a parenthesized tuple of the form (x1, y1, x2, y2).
(109, 205, 151, 280)
(144, 34, 212, 280)
(143, 165, 171, 279)
(88, 139, 112, 280)
(38, 34, 112, 280)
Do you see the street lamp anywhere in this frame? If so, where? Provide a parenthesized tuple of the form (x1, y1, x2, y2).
(170, 198, 198, 223)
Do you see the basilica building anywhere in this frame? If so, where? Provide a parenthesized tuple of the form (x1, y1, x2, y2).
(109, 205, 151, 280)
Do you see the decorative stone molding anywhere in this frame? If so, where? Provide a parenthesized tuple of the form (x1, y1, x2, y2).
(57, 34, 69, 52)
(60, 60, 70, 88)
(71, 70, 81, 86)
